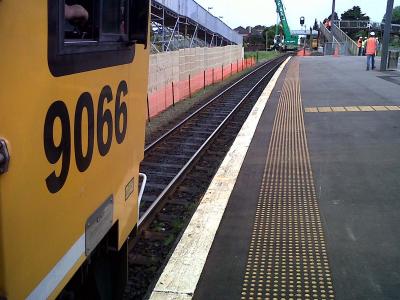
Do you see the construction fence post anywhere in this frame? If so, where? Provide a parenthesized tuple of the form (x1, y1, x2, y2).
(146, 94, 150, 122)
(172, 81, 175, 106)
(189, 74, 192, 98)
(222, 64, 224, 81)
(203, 70, 206, 90)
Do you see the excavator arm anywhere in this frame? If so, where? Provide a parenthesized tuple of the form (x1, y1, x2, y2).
(274, 0, 298, 48)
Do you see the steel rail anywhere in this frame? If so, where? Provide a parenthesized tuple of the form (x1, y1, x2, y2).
(144, 54, 287, 154)
(138, 56, 288, 227)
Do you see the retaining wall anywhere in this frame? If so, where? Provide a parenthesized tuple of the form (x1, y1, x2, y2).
(148, 45, 255, 118)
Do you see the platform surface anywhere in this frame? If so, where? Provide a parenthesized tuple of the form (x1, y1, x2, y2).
(300, 56, 400, 300)
(150, 56, 400, 300)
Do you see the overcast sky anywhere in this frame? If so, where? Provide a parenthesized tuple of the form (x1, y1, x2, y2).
(195, 0, 400, 30)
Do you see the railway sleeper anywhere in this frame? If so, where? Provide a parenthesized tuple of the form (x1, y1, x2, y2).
(183, 126, 218, 133)
(143, 230, 170, 241)
(168, 136, 208, 144)
(157, 212, 180, 223)
(145, 170, 178, 178)
(140, 161, 184, 170)
(205, 150, 227, 156)
(142, 183, 167, 192)
(186, 121, 221, 127)
(146, 153, 193, 161)
(185, 175, 212, 185)
(163, 141, 202, 148)
(167, 197, 193, 206)
(129, 254, 160, 267)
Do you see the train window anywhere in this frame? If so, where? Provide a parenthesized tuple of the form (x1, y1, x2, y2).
(48, 0, 149, 77)
(102, 0, 128, 36)
(64, 1, 94, 41)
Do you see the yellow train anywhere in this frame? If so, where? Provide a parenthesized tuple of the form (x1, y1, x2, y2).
(0, 1, 150, 299)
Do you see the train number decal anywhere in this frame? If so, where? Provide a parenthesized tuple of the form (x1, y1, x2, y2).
(44, 81, 128, 194)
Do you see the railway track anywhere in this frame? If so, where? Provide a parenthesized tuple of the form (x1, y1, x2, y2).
(140, 54, 288, 223)
(124, 54, 290, 299)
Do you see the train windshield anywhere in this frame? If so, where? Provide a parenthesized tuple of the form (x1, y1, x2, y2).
(64, 0, 128, 42)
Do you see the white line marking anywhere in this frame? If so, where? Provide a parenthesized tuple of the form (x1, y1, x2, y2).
(26, 234, 85, 300)
(149, 57, 291, 300)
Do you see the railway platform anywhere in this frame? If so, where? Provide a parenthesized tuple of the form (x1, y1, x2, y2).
(149, 56, 400, 300)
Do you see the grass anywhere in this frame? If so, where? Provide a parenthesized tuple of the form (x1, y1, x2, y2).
(244, 50, 281, 62)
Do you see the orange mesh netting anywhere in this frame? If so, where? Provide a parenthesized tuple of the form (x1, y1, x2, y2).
(148, 58, 256, 118)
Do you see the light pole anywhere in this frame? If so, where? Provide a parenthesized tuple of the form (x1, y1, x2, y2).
(300, 17, 306, 54)
(380, 0, 394, 71)
(330, 0, 336, 28)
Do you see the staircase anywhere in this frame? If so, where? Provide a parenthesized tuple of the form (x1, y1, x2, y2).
(320, 22, 333, 42)
(319, 22, 358, 56)
(331, 23, 358, 55)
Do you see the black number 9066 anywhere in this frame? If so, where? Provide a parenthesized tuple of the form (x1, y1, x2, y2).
(44, 81, 128, 194)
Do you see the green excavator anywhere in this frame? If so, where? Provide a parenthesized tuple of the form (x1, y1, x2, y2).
(273, 0, 298, 50)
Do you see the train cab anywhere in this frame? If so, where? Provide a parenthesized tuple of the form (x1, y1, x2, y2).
(0, 1, 150, 299)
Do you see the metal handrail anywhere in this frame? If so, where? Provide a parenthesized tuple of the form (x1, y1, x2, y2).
(331, 23, 358, 55)
(138, 173, 147, 208)
(334, 20, 400, 33)
(320, 22, 333, 42)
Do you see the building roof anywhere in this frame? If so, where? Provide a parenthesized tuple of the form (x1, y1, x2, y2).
(234, 26, 248, 35)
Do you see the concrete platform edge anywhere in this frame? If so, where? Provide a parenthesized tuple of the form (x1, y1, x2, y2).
(148, 57, 292, 300)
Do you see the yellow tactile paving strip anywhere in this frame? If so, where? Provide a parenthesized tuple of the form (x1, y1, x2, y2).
(241, 61, 335, 300)
(304, 105, 400, 113)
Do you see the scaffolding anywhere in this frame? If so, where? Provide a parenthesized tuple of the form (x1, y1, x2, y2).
(151, 0, 243, 53)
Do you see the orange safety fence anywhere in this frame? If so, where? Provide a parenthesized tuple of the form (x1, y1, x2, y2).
(297, 48, 312, 56)
(148, 57, 256, 118)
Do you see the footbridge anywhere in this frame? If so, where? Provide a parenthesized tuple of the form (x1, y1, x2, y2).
(321, 19, 400, 57)
(334, 20, 400, 34)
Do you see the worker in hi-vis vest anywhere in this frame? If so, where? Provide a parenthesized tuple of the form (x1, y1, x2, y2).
(357, 37, 363, 56)
(365, 32, 378, 71)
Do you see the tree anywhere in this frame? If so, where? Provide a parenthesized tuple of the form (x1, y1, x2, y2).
(262, 25, 282, 49)
(327, 12, 339, 21)
(313, 19, 319, 31)
(341, 6, 370, 21)
(390, 6, 400, 24)
(339, 6, 370, 41)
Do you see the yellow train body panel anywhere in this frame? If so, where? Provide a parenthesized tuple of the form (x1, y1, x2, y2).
(0, 1, 149, 299)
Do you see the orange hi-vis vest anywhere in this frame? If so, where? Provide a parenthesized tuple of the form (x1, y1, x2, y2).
(357, 39, 362, 48)
(366, 37, 377, 55)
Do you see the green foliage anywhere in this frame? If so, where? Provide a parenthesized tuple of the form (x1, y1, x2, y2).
(244, 51, 280, 62)
(313, 19, 319, 31)
(245, 34, 264, 46)
(392, 6, 400, 24)
(243, 26, 268, 50)
(340, 6, 370, 41)
(262, 25, 282, 47)
(343, 28, 370, 41)
(389, 35, 400, 49)
(341, 6, 370, 21)
(354, 30, 369, 39)
(327, 12, 339, 21)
